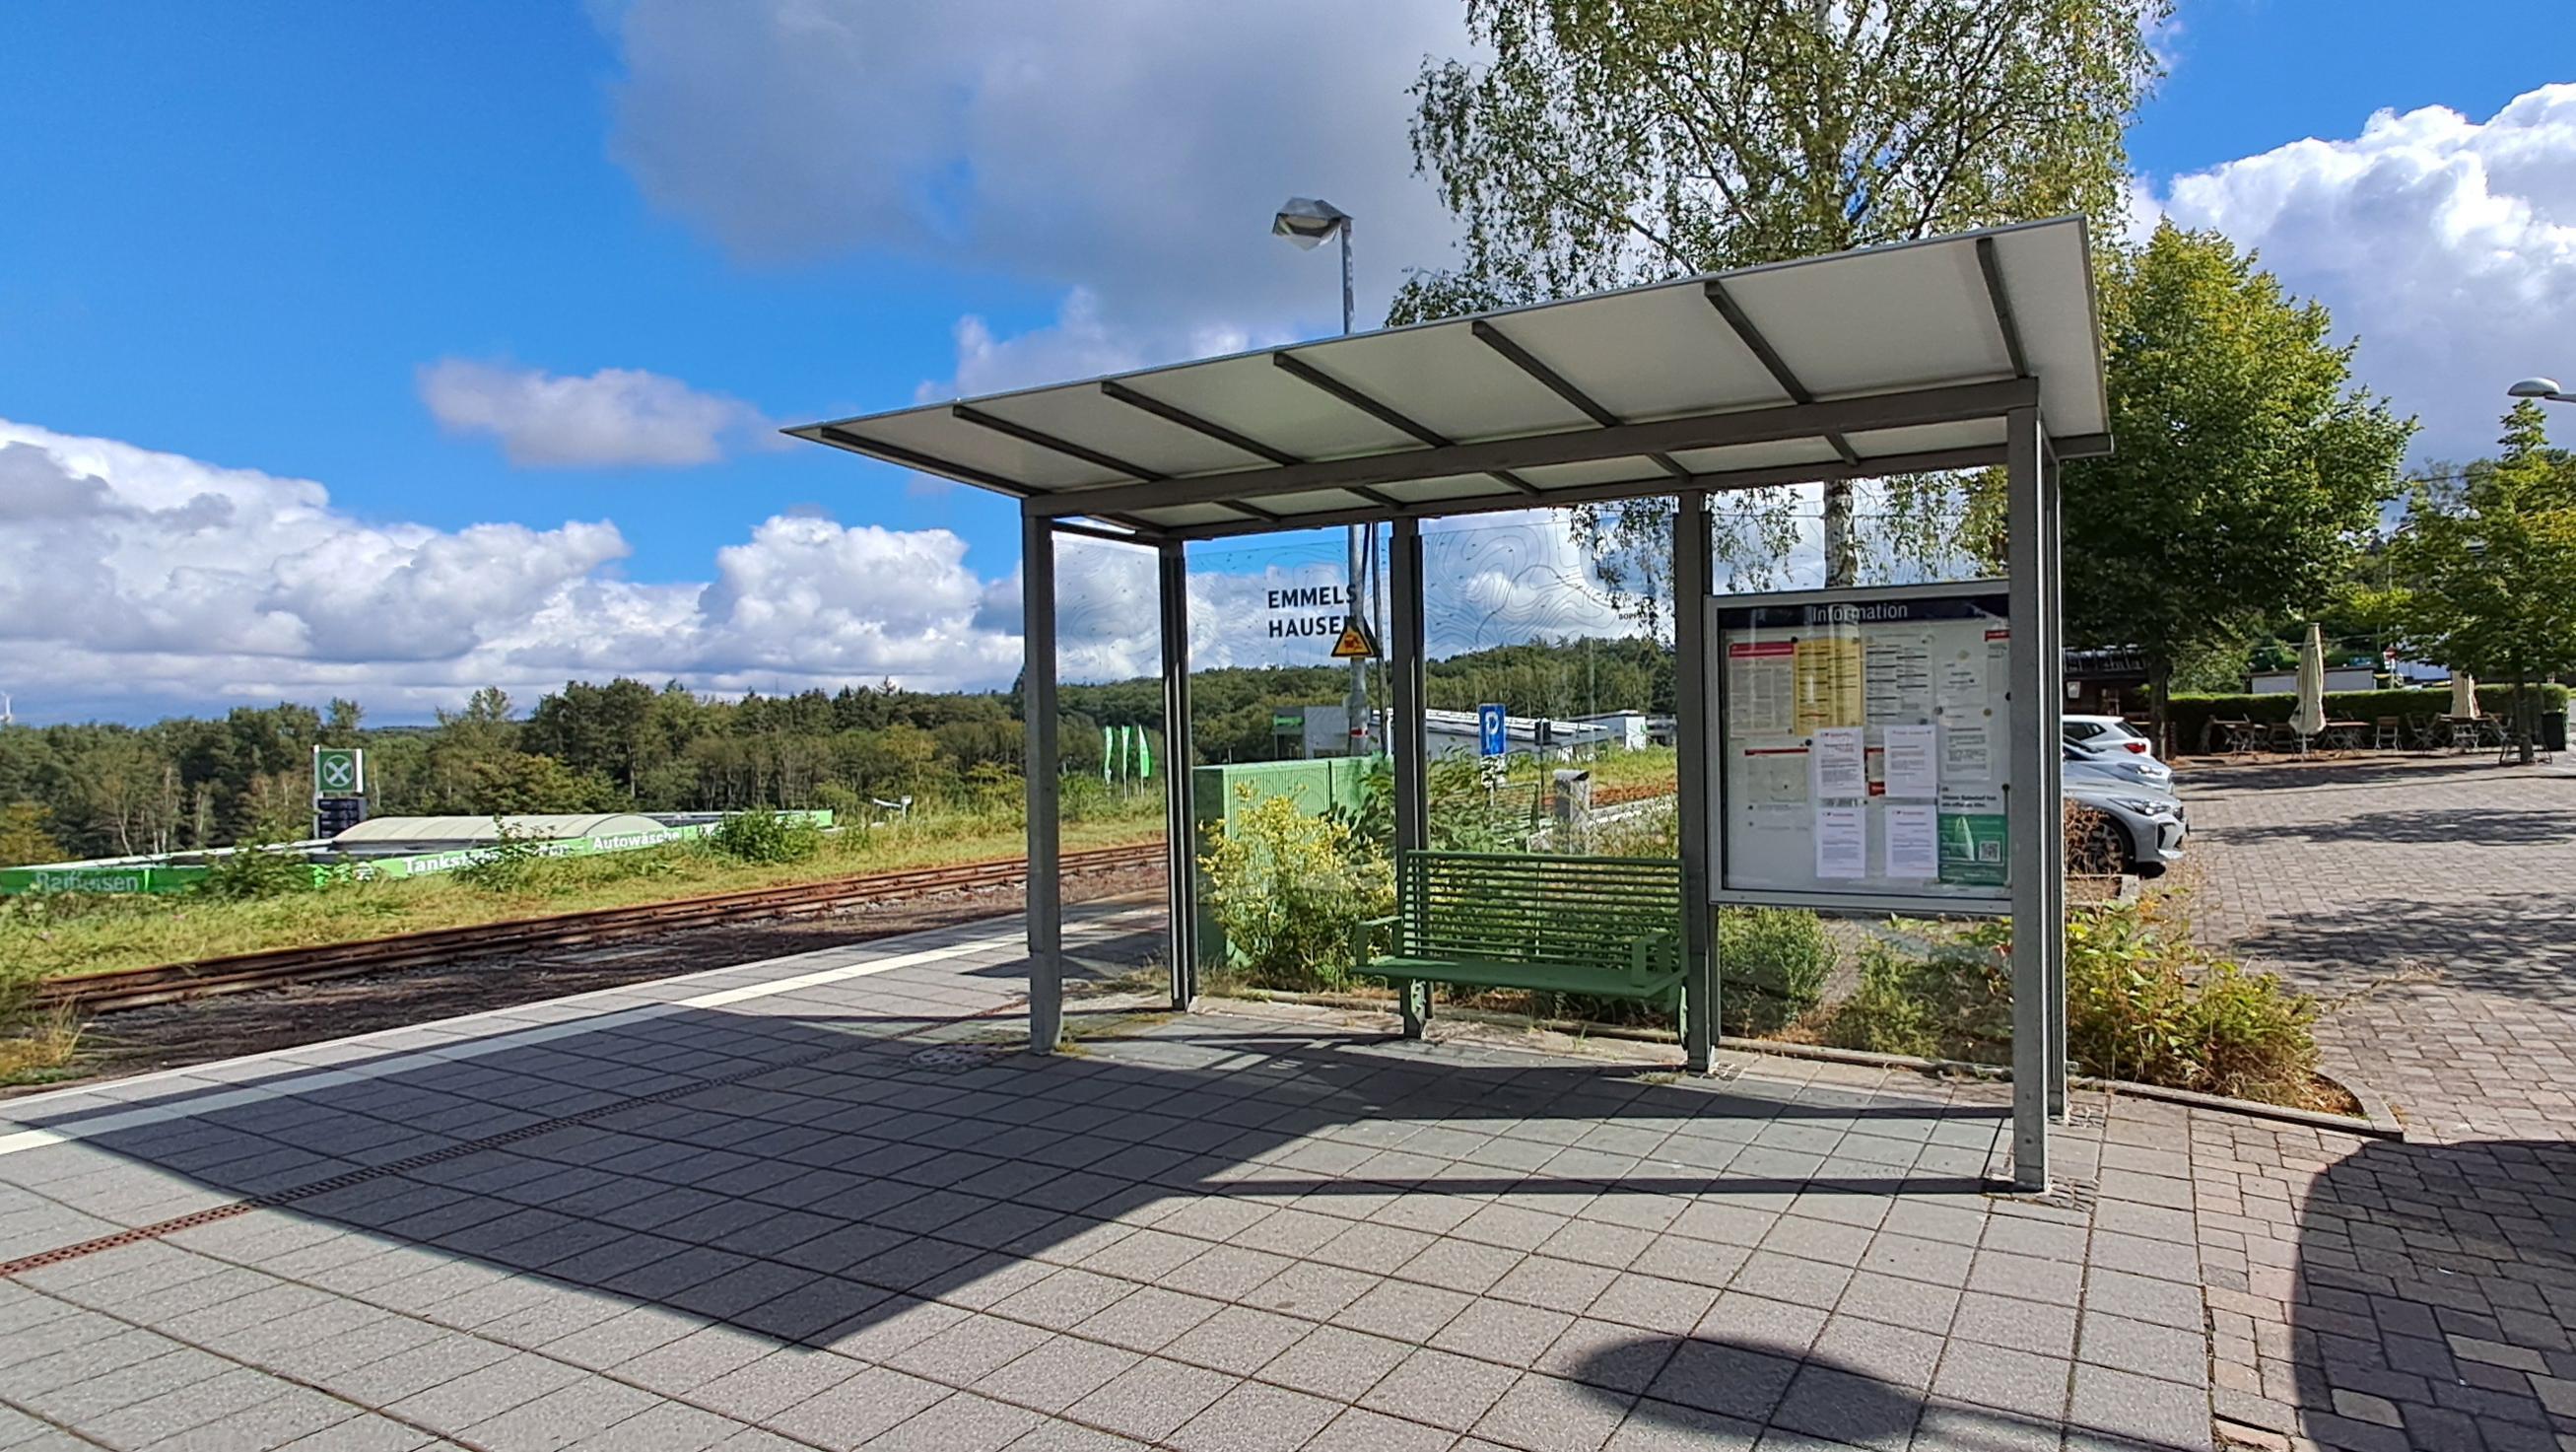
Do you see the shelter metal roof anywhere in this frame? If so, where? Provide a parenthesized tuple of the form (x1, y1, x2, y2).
(788, 217, 2108, 542)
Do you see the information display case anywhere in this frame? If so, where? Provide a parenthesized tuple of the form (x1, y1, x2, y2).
(1710, 582, 2014, 913)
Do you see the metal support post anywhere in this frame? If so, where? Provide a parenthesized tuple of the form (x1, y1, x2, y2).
(1157, 539, 1196, 1011)
(2004, 406, 2051, 1191)
(2042, 454, 2069, 1120)
(1023, 516, 1063, 1053)
(1673, 492, 1718, 1073)
(1389, 518, 1430, 1036)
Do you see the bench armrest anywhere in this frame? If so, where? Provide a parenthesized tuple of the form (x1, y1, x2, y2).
(1626, 926, 1680, 989)
(1352, 915, 1397, 967)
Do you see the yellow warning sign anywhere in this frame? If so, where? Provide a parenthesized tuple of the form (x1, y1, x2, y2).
(1330, 620, 1380, 659)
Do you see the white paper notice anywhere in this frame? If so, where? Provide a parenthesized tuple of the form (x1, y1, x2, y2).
(1883, 804, 1939, 879)
(1814, 805, 1867, 879)
(1881, 724, 1939, 799)
(1809, 726, 1866, 799)
(1943, 723, 1993, 783)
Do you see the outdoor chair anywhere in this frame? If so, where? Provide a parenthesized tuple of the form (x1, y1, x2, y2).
(2372, 717, 2402, 751)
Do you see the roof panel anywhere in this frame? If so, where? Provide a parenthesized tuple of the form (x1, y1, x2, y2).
(1844, 418, 2008, 460)
(1988, 225, 2110, 438)
(1516, 456, 1675, 490)
(1377, 474, 1522, 505)
(1287, 327, 1596, 443)
(972, 388, 1267, 479)
(1666, 438, 1847, 474)
(845, 408, 1122, 490)
(1126, 354, 1424, 461)
(1725, 239, 2012, 400)
(1487, 287, 1790, 421)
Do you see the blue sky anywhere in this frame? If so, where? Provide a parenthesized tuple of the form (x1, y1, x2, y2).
(3, 2, 2571, 721)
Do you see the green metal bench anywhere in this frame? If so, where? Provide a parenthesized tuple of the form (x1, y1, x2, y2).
(1354, 850, 1688, 1038)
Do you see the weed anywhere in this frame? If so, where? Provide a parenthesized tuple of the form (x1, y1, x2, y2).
(708, 811, 823, 865)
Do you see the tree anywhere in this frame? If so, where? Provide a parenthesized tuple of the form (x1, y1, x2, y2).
(0, 802, 62, 867)
(1395, 0, 2166, 595)
(2383, 401, 2576, 763)
(2060, 224, 2414, 742)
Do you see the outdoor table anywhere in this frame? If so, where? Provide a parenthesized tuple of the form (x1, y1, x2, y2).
(2443, 716, 2485, 751)
(2320, 720, 2367, 754)
(2212, 719, 2262, 754)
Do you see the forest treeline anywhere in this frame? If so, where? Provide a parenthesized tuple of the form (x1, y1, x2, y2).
(0, 636, 1673, 863)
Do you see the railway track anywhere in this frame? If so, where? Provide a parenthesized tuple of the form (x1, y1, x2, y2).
(36, 841, 1167, 1015)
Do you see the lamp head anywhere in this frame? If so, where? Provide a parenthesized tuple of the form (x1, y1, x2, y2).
(1272, 197, 1350, 249)
(2508, 378, 2564, 399)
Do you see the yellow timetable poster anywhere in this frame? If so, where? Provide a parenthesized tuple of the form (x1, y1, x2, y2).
(1792, 632, 1864, 733)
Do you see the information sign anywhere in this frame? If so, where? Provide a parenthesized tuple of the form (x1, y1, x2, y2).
(1477, 704, 1507, 757)
(1712, 583, 2011, 908)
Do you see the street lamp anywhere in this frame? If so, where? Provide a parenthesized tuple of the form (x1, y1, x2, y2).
(2508, 377, 2576, 404)
(1274, 196, 1375, 757)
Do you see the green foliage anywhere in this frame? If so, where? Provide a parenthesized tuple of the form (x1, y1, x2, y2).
(2062, 897, 2318, 1104)
(2161, 684, 2564, 754)
(1199, 790, 1394, 991)
(2062, 225, 2415, 726)
(453, 818, 551, 892)
(708, 811, 823, 865)
(1821, 931, 2012, 1061)
(0, 803, 63, 868)
(196, 843, 322, 901)
(1817, 897, 2322, 1104)
(2381, 402, 2576, 756)
(1395, 0, 2166, 603)
(1716, 907, 1834, 1036)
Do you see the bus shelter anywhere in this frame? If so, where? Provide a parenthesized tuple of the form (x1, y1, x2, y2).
(791, 218, 2108, 1191)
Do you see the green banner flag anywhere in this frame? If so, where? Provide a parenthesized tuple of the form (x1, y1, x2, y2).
(1102, 726, 1114, 783)
(1138, 726, 1153, 781)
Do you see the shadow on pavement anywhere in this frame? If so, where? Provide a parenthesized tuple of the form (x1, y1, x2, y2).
(2281, 1137, 2576, 1452)
(0, 992, 2030, 1444)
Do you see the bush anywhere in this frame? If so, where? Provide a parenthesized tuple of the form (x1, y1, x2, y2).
(1717, 907, 1833, 1035)
(2063, 896, 2318, 1103)
(455, 819, 551, 891)
(1200, 789, 1393, 991)
(196, 844, 321, 901)
(1815, 896, 2323, 1105)
(1819, 931, 2012, 1062)
(708, 811, 823, 865)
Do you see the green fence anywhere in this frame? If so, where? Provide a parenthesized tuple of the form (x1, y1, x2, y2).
(0, 811, 836, 896)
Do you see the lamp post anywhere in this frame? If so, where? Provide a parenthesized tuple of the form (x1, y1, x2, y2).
(1274, 197, 1375, 758)
(2509, 377, 2575, 405)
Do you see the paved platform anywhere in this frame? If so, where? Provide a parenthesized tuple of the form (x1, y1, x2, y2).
(1, 892, 2568, 1452)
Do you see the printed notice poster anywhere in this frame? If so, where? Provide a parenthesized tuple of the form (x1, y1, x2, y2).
(1794, 633, 1864, 733)
(1726, 641, 1796, 736)
(1942, 723, 1993, 783)
(1814, 805, 1866, 879)
(1936, 787, 2009, 886)
(1883, 804, 1939, 879)
(1935, 648, 1987, 714)
(1864, 632, 1934, 724)
(1881, 724, 1939, 799)
(1809, 726, 1866, 799)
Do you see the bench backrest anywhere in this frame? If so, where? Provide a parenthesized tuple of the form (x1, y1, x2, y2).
(1394, 850, 1683, 976)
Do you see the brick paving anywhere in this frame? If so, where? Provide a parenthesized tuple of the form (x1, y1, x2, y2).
(2182, 755, 2576, 1141)
(1, 773, 2571, 1452)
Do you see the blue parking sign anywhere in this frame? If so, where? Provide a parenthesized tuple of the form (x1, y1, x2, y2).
(1477, 703, 1508, 757)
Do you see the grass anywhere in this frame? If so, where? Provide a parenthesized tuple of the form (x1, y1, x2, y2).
(0, 1007, 82, 1087)
(0, 800, 1165, 987)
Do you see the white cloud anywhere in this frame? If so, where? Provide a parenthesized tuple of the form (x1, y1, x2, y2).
(2144, 83, 2576, 461)
(419, 359, 774, 467)
(0, 419, 1655, 724)
(599, 0, 1469, 396)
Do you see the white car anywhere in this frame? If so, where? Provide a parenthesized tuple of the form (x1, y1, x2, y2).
(2062, 736, 2172, 794)
(2064, 715, 2172, 773)
(2064, 756, 2186, 877)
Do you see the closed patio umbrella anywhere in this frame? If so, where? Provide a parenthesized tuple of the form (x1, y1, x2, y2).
(2451, 671, 2480, 720)
(2292, 624, 2328, 750)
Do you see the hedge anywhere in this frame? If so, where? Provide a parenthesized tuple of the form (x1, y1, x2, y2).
(2164, 685, 2568, 755)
